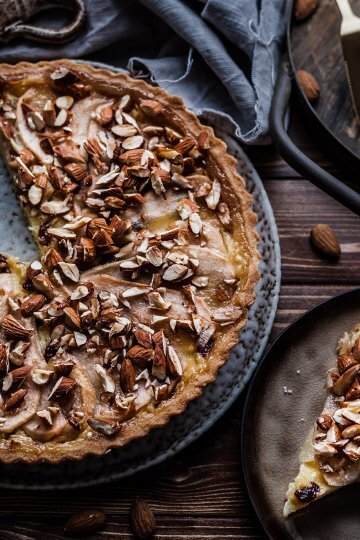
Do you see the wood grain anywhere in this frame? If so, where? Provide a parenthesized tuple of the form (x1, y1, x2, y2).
(1, 130, 359, 539)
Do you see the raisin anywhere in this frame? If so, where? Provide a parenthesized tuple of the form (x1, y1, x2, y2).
(294, 482, 320, 503)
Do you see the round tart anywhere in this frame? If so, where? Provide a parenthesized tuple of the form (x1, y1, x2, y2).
(0, 61, 259, 462)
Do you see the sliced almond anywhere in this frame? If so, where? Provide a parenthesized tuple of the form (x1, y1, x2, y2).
(122, 135, 144, 150)
(54, 108, 68, 127)
(162, 264, 188, 282)
(111, 124, 137, 137)
(55, 95, 74, 110)
(28, 184, 43, 206)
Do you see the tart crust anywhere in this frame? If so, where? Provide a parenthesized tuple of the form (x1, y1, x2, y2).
(0, 60, 260, 463)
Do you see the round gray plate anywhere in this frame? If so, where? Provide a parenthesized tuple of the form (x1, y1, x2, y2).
(0, 64, 280, 489)
(243, 288, 360, 540)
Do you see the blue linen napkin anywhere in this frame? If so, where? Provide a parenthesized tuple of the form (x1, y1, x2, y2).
(0, 0, 286, 144)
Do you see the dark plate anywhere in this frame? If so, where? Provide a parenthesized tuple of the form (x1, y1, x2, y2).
(242, 288, 360, 539)
(291, 0, 360, 161)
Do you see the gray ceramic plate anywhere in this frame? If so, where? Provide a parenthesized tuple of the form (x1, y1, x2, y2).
(242, 288, 360, 540)
(0, 63, 280, 488)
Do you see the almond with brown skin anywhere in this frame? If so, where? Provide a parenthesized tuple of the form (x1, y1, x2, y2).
(333, 364, 360, 396)
(120, 358, 135, 393)
(152, 345, 167, 381)
(128, 345, 154, 367)
(64, 509, 106, 537)
(44, 248, 63, 269)
(25, 260, 42, 280)
(353, 338, 360, 361)
(316, 413, 332, 431)
(310, 224, 340, 259)
(53, 357, 75, 376)
(294, 0, 319, 20)
(98, 104, 114, 125)
(64, 163, 87, 181)
(337, 353, 358, 375)
(134, 328, 152, 349)
(139, 99, 163, 117)
(79, 237, 96, 264)
(2, 315, 33, 341)
(198, 130, 210, 150)
(48, 376, 76, 400)
(21, 294, 47, 317)
(5, 388, 27, 410)
(342, 424, 360, 439)
(175, 136, 196, 155)
(131, 497, 156, 540)
(297, 70, 320, 102)
(346, 378, 360, 401)
(0, 342, 8, 374)
(3, 365, 32, 391)
(31, 273, 54, 297)
(63, 306, 82, 331)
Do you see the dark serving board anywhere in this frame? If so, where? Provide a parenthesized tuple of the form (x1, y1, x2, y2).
(291, 0, 360, 158)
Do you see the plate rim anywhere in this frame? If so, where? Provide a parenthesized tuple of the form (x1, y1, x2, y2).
(241, 286, 360, 540)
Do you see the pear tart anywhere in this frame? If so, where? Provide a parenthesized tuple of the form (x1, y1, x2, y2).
(0, 61, 259, 462)
(284, 323, 360, 516)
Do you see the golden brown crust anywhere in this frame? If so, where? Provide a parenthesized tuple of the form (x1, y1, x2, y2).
(0, 60, 260, 463)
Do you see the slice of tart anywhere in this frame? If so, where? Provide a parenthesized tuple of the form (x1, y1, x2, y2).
(0, 60, 259, 462)
(284, 323, 360, 516)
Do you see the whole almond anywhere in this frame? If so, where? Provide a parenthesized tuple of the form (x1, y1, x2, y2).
(337, 353, 358, 374)
(131, 497, 156, 540)
(2, 315, 33, 341)
(5, 388, 27, 410)
(310, 224, 340, 259)
(128, 345, 154, 367)
(21, 294, 47, 317)
(120, 358, 135, 393)
(64, 509, 106, 537)
(294, 0, 319, 20)
(297, 69, 320, 101)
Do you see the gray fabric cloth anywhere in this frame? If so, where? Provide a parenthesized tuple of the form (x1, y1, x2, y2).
(0, 0, 286, 144)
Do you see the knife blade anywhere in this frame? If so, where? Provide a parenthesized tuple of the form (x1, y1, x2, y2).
(336, 0, 360, 119)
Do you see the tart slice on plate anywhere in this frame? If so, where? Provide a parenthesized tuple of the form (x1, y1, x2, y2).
(284, 323, 360, 516)
(0, 60, 259, 462)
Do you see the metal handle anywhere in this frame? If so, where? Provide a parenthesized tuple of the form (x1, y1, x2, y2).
(270, 61, 360, 216)
(0, 0, 86, 44)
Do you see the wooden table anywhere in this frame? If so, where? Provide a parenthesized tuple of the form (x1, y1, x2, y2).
(2, 115, 360, 539)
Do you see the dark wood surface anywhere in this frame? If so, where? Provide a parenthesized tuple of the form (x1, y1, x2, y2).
(1, 115, 360, 539)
